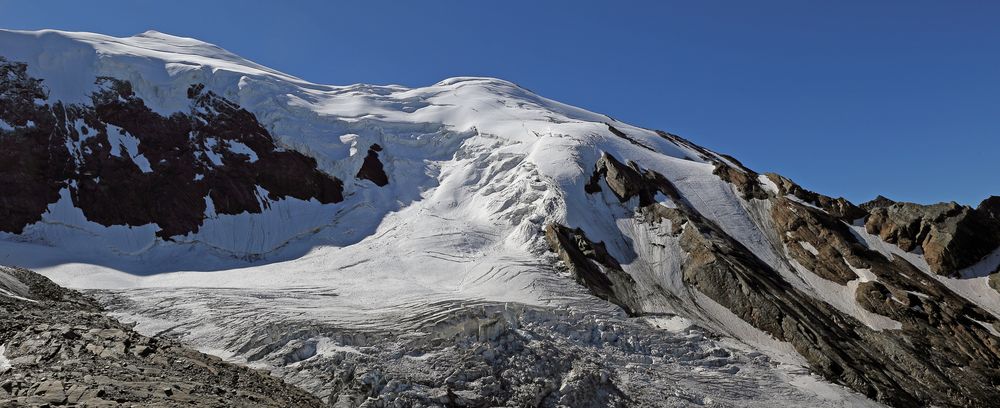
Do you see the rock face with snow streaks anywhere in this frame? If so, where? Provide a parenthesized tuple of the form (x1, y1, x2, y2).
(0, 57, 342, 239)
(578, 154, 1000, 407)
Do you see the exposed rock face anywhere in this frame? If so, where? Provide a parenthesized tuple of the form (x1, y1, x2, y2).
(0, 266, 322, 407)
(0, 58, 73, 234)
(579, 154, 1000, 408)
(771, 196, 868, 284)
(0, 57, 343, 238)
(767, 173, 867, 220)
(605, 123, 653, 151)
(767, 187, 1000, 407)
(584, 153, 649, 203)
(859, 195, 896, 212)
(978, 196, 1000, 221)
(545, 223, 640, 316)
(356, 143, 389, 186)
(862, 199, 1000, 275)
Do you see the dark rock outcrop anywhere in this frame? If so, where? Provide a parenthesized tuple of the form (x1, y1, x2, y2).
(356, 143, 389, 186)
(977, 196, 1000, 221)
(0, 57, 343, 238)
(0, 266, 322, 407)
(0, 58, 73, 234)
(605, 123, 653, 151)
(544, 223, 640, 316)
(772, 191, 1000, 404)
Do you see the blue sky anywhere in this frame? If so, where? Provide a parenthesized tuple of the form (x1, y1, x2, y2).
(1, 1, 996, 205)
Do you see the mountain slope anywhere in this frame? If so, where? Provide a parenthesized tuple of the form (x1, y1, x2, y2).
(1, 29, 998, 407)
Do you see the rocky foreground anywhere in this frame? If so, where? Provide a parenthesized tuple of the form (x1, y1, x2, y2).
(0, 266, 322, 407)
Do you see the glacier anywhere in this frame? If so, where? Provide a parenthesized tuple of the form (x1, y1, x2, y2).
(2, 29, 998, 407)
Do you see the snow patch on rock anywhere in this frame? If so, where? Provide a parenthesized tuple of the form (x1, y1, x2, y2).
(0, 344, 11, 373)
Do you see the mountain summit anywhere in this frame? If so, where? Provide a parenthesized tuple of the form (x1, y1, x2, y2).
(1, 29, 998, 407)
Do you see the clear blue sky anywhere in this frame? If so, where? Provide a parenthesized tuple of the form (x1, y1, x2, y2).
(1, 1, 997, 205)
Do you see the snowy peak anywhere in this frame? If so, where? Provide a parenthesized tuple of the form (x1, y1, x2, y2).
(0, 28, 302, 81)
(1, 29, 999, 407)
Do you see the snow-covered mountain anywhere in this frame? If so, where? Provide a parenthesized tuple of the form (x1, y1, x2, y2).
(1, 29, 999, 407)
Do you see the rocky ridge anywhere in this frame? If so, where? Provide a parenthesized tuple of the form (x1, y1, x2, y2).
(545, 145, 1000, 407)
(860, 196, 1000, 276)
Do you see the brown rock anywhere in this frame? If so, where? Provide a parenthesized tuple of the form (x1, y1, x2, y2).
(766, 173, 866, 220)
(771, 196, 866, 284)
(864, 201, 1000, 275)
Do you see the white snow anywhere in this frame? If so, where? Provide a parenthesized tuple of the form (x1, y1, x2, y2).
(0, 28, 787, 343)
(958, 246, 1000, 279)
(226, 140, 258, 162)
(786, 195, 823, 211)
(202, 137, 224, 166)
(758, 174, 779, 195)
(7, 189, 160, 256)
(654, 191, 678, 209)
(845, 260, 878, 283)
(0, 344, 10, 373)
(692, 289, 809, 366)
(798, 241, 820, 256)
(784, 370, 883, 407)
(970, 317, 1000, 338)
(106, 125, 153, 172)
(786, 254, 902, 331)
(643, 315, 695, 333)
(0, 287, 36, 303)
